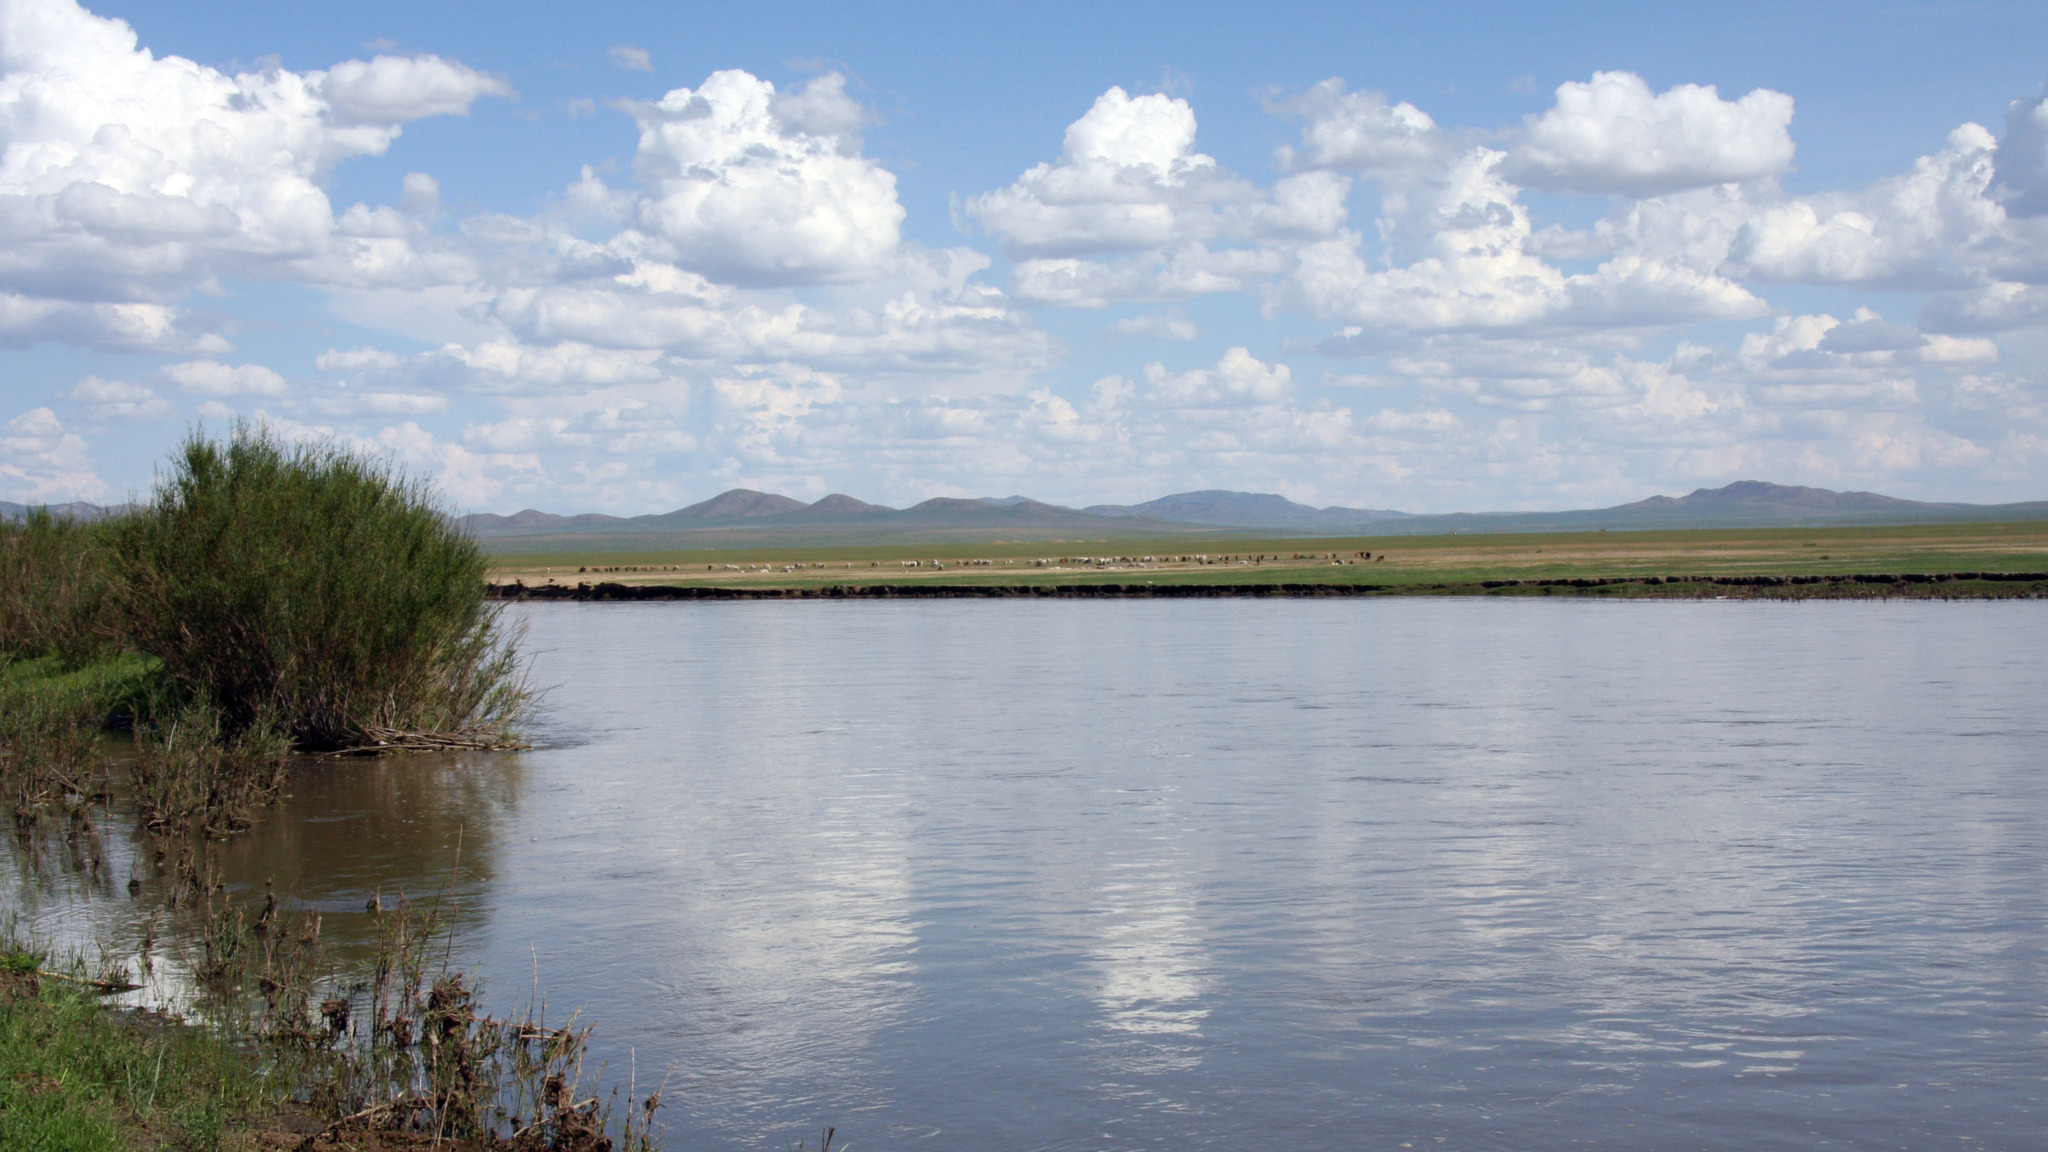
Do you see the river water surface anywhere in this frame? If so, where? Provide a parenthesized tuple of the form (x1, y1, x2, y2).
(18, 599, 2048, 1150)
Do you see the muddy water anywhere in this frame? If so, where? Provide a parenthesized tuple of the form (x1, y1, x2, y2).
(15, 599, 2048, 1150)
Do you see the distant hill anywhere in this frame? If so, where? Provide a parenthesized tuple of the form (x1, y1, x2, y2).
(459, 509, 626, 533)
(17, 482, 2043, 543)
(459, 489, 1205, 548)
(1084, 489, 1413, 530)
(645, 488, 809, 524)
(455, 480, 2048, 551)
(1614, 480, 1954, 518)
(1384, 481, 2048, 534)
(0, 500, 138, 522)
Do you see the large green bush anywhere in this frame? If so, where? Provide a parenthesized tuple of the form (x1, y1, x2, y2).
(108, 427, 527, 750)
(0, 510, 119, 666)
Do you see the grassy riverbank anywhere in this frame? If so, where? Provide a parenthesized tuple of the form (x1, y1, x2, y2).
(0, 949, 284, 1151)
(3, 429, 528, 757)
(0, 737, 660, 1152)
(485, 520, 2048, 598)
(0, 429, 672, 1151)
(0, 887, 651, 1152)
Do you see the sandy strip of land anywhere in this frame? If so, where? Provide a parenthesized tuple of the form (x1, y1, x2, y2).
(485, 522, 2048, 592)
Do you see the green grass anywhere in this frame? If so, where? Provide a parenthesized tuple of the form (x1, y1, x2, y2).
(0, 653, 162, 718)
(0, 958, 284, 1152)
(0, 904, 664, 1152)
(0, 655, 163, 823)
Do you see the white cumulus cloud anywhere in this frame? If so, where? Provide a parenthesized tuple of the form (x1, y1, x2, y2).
(1273, 79, 1441, 178)
(1144, 347, 1293, 407)
(316, 54, 510, 126)
(0, 405, 100, 500)
(1992, 88, 2048, 216)
(62, 375, 172, 420)
(0, 294, 222, 351)
(628, 70, 903, 285)
(967, 87, 1348, 305)
(161, 359, 289, 397)
(1504, 71, 1795, 196)
(969, 86, 1346, 265)
(967, 86, 1252, 258)
(1724, 124, 2001, 286)
(0, 0, 508, 348)
(1283, 148, 1765, 335)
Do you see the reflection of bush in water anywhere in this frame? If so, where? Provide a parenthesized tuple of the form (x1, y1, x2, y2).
(209, 751, 525, 963)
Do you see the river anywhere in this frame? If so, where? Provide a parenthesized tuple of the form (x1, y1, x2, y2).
(15, 599, 2048, 1150)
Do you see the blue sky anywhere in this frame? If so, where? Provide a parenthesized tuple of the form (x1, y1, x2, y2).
(6, 0, 2048, 513)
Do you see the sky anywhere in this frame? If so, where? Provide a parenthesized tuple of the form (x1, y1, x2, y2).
(6, 0, 2048, 514)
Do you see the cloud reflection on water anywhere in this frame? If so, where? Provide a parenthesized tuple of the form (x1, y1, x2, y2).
(15, 600, 2046, 1151)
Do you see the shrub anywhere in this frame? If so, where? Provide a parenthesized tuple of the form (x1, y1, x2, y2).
(0, 510, 119, 666)
(130, 700, 291, 835)
(108, 426, 528, 751)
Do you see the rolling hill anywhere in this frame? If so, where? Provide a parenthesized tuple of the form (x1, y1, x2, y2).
(0, 500, 138, 522)
(13, 482, 2046, 548)
(455, 480, 2048, 550)
(1082, 490, 1413, 530)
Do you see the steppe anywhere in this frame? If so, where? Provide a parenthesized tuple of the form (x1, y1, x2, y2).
(485, 520, 2048, 597)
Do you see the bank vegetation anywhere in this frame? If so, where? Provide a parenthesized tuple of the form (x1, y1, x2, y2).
(0, 428, 674, 1151)
(1, 427, 528, 827)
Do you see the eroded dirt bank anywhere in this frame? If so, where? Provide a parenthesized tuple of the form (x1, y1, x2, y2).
(489, 572, 2048, 601)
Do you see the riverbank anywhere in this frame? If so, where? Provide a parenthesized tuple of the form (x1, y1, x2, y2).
(0, 954, 292, 1151)
(0, 431, 636, 1152)
(484, 520, 2048, 593)
(0, 851, 644, 1152)
(491, 570, 2048, 601)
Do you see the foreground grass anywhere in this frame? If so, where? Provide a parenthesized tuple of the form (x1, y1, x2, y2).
(0, 955, 282, 1152)
(0, 879, 655, 1152)
(485, 520, 2048, 592)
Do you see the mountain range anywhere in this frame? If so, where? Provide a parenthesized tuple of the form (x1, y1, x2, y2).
(451, 480, 2048, 545)
(0, 500, 137, 522)
(11, 482, 2048, 545)
(455, 489, 1182, 541)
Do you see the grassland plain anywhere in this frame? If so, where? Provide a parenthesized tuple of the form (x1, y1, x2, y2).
(484, 521, 2048, 597)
